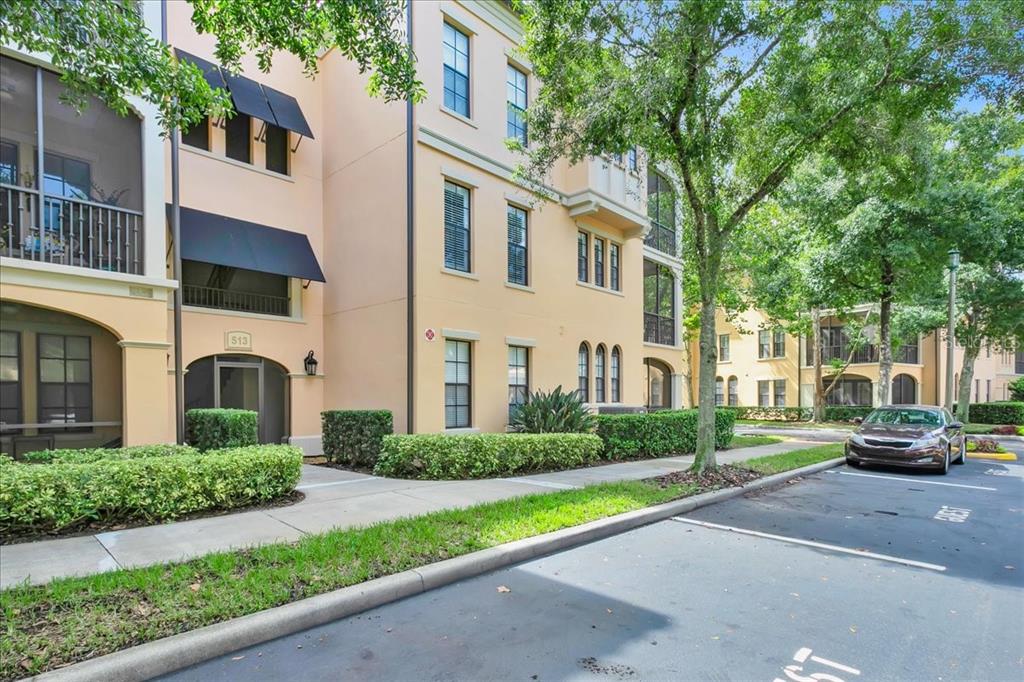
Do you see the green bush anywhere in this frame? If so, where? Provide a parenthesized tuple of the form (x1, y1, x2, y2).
(595, 409, 735, 460)
(823, 406, 874, 422)
(968, 402, 1024, 425)
(509, 386, 596, 433)
(729, 406, 811, 421)
(321, 410, 393, 467)
(374, 433, 604, 480)
(23, 444, 197, 465)
(0, 445, 302, 535)
(1009, 377, 1024, 402)
(186, 408, 259, 451)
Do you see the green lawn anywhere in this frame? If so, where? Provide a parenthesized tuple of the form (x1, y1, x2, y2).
(0, 445, 841, 679)
(742, 443, 845, 475)
(736, 419, 855, 430)
(727, 435, 784, 448)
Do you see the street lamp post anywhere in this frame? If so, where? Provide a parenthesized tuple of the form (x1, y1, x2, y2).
(944, 248, 960, 411)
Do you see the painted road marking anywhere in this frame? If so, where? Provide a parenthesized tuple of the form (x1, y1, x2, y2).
(774, 646, 861, 682)
(828, 470, 997, 491)
(671, 517, 947, 572)
(296, 477, 378, 491)
(934, 505, 971, 523)
(498, 478, 580, 490)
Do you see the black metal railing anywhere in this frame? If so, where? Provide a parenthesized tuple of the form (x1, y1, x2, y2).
(644, 224, 676, 255)
(182, 284, 289, 316)
(644, 313, 675, 346)
(1, 184, 144, 275)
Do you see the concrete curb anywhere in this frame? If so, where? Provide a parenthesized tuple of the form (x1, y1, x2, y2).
(30, 457, 845, 682)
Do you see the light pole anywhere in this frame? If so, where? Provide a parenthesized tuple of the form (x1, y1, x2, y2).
(944, 248, 960, 411)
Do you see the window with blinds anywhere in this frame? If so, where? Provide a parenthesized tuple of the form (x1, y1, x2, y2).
(507, 204, 528, 285)
(444, 181, 471, 272)
(578, 343, 590, 402)
(610, 346, 621, 402)
(610, 243, 620, 291)
(594, 237, 605, 287)
(508, 345, 528, 420)
(595, 344, 606, 402)
(577, 231, 589, 282)
(445, 339, 471, 428)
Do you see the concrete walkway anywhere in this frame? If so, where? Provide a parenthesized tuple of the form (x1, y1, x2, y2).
(0, 440, 822, 588)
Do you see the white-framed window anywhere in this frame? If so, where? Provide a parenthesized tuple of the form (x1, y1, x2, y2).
(445, 339, 471, 428)
(506, 64, 527, 145)
(595, 344, 607, 403)
(578, 342, 590, 402)
(594, 237, 605, 288)
(444, 181, 471, 272)
(443, 23, 470, 117)
(507, 204, 528, 285)
(508, 345, 529, 420)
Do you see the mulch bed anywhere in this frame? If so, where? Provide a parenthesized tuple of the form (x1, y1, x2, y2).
(647, 464, 761, 491)
(2, 491, 305, 546)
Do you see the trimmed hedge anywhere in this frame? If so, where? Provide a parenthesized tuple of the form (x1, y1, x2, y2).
(823, 405, 874, 422)
(0, 445, 302, 535)
(728, 405, 874, 423)
(967, 402, 1024, 425)
(374, 433, 604, 480)
(595, 409, 736, 460)
(23, 444, 197, 465)
(321, 410, 393, 467)
(186, 408, 259, 451)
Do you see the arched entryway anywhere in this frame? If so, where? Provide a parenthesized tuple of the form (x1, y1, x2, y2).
(185, 355, 289, 444)
(0, 301, 123, 457)
(644, 358, 673, 410)
(891, 374, 917, 404)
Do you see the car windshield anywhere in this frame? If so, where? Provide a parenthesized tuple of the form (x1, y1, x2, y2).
(864, 409, 942, 427)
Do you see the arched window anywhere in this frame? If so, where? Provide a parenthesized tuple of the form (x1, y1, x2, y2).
(715, 376, 724, 406)
(611, 346, 622, 403)
(727, 376, 738, 406)
(595, 344, 607, 403)
(577, 343, 590, 402)
(892, 374, 917, 404)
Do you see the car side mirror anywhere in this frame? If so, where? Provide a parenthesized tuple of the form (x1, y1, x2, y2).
(853, 417, 863, 425)
(948, 421, 964, 430)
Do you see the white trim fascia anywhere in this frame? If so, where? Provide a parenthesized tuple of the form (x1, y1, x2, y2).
(576, 280, 626, 298)
(562, 189, 650, 234)
(463, 1, 524, 42)
(179, 305, 308, 325)
(505, 47, 532, 72)
(287, 373, 326, 379)
(440, 2, 481, 35)
(418, 126, 561, 202)
(1, 258, 177, 295)
(118, 340, 172, 350)
(442, 165, 482, 188)
(504, 191, 533, 209)
(643, 341, 684, 352)
(506, 336, 537, 348)
(642, 247, 683, 269)
(442, 328, 481, 342)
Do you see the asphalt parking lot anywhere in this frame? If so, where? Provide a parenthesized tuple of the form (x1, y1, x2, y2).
(166, 452, 1024, 682)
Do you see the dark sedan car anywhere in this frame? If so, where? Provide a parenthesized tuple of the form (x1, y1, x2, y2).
(845, 405, 966, 474)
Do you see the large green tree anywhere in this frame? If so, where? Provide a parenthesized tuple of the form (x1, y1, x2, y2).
(518, 0, 1022, 471)
(0, 0, 422, 132)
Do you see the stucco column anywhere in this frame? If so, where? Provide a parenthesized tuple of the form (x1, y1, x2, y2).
(289, 373, 325, 454)
(119, 341, 173, 445)
(671, 373, 684, 410)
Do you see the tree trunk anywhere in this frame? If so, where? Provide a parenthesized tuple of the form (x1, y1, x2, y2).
(692, 298, 719, 472)
(956, 343, 979, 424)
(683, 331, 696, 408)
(811, 307, 826, 422)
(876, 261, 894, 407)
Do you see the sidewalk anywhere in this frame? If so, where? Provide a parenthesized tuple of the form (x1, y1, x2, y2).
(0, 440, 821, 588)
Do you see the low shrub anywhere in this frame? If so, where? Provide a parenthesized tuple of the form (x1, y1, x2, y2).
(823, 406, 874, 422)
(729, 406, 810, 422)
(509, 386, 595, 433)
(967, 402, 1024, 425)
(186, 408, 259, 451)
(1009, 377, 1024, 402)
(321, 410, 393, 467)
(991, 425, 1019, 436)
(0, 445, 302, 535)
(374, 433, 604, 480)
(968, 438, 1002, 453)
(595, 409, 735, 460)
(23, 444, 197, 465)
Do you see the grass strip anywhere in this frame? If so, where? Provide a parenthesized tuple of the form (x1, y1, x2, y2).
(735, 419, 854, 431)
(727, 435, 783, 448)
(742, 443, 844, 475)
(1, 480, 695, 678)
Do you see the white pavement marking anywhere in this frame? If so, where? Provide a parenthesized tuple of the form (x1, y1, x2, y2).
(498, 478, 580, 490)
(933, 506, 971, 523)
(296, 477, 378, 491)
(671, 517, 947, 572)
(827, 469, 997, 491)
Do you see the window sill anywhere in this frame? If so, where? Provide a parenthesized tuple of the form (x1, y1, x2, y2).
(445, 427, 480, 434)
(643, 341, 682, 352)
(181, 145, 295, 183)
(440, 267, 479, 281)
(505, 281, 534, 294)
(718, 359, 732, 364)
(576, 280, 624, 297)
(439, 106, 478, 129)
(757, 356, 786, 362)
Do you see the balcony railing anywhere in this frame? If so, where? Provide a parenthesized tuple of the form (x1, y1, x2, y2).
(1, 184, 144, 275)
(183, 284, 290, 316)
(644, 224, 676, 255)
(644, 313, 675, 346)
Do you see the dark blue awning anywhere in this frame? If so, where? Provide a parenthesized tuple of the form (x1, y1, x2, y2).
(169, 205, 325, 282)
(174, 49, 225, 90)
(262, 84, 314, 139)
(221, 72, 277, 126)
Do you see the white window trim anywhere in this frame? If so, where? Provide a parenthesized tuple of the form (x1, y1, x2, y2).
(442, 328, 481, 342)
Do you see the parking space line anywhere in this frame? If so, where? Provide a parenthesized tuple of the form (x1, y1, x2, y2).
(827, 470, 996, 491)
(670, 517, 947, 572)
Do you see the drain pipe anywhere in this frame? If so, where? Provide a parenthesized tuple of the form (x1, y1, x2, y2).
(161, 0, 185, 444)
(405, 0, 415, 434)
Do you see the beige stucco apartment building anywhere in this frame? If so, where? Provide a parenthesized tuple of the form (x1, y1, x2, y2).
(1, 2, 1017, 457)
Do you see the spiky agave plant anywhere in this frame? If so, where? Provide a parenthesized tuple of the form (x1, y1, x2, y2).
(509, 385, 596, 433)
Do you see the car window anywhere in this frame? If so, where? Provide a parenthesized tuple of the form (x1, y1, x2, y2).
(865, 409, 941, 426)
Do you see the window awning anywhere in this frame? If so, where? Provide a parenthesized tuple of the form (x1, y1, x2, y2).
(173, 49, 314, 139)
(169, 205, 325, 282)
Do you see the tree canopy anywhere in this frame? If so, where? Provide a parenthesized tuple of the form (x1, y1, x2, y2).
(0, 0, 422, 133)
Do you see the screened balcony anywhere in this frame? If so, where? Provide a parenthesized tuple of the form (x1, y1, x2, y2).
(0, 56, 144, 275)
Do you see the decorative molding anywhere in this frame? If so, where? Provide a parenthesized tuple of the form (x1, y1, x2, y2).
(442, 327, 481, 342)
(562, 189, 649, 235)
(118, 340, 172, 350)
(441, 164, 482, 188)
(440, 267, 480, 281)
(504, 281, 535, 294)
(464, 0, 524, 42)
(1, 257, 177, 295)
(287, 373, 326, 379)
(505, 336, 537, 348)
(576, 280, 626, 298)
(504, 191, 533, 209)
(505, 47, 532, 72)
(440, 2, 481, 35)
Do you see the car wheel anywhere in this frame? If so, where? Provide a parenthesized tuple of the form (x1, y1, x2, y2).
(846, 457, 859, 468)
(940, 447, 950, 475)
(954, 439, 966, 465)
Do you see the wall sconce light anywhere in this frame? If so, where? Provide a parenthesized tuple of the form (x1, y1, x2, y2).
(304, 350, 318, 376)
